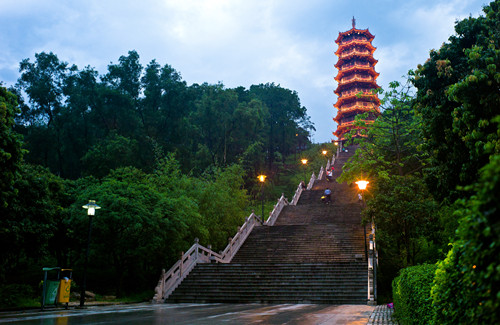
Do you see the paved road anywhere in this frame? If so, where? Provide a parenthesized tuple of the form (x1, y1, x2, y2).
(0, 303, 375, 324)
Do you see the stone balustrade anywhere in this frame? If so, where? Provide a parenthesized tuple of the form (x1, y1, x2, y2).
(153, 154, 338, 303)
(265, 193, 288, 226)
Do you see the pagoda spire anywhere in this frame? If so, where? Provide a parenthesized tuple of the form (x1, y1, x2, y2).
(352, 16, 356, 29)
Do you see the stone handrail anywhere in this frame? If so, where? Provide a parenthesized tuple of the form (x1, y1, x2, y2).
(318, 166, 325, 180)
(153, 156, 337, 303)
(290, 182, 304, 205)
(152, 212, 261, 303)
(152, 239, 221, 302)
(220, 212, 260, 260)
(307, 172, 316, 190)
(265, 193, 288, 226)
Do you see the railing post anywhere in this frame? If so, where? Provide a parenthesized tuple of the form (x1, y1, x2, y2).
(179, 251, 184, 278)
(368, 234, 375, 305)
(194, 238, 199, 260)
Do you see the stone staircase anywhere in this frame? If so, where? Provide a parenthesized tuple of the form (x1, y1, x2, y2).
(166, 146, 369, 304)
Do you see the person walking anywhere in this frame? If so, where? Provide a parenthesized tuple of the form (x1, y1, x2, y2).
(324, 187, 332, 204)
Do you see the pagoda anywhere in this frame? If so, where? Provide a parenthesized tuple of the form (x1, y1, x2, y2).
(333, 17, 380, 143)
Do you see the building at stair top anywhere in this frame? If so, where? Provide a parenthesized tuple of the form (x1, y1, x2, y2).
(333, 18, 380, 143)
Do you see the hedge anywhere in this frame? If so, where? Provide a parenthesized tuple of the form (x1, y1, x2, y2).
(392, 263, 437, 325)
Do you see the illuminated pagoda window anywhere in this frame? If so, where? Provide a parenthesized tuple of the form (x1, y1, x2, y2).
(333, 17, 380, 143)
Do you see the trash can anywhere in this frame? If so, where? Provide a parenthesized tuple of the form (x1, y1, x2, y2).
(42, 267, 61, 309)
(57, 269, 72, 306)
(44, 280, 60, 304)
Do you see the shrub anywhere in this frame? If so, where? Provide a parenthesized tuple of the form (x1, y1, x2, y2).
(431, 153, 500, 324)
(392, 263, 437, 325)
(0, 284, 36, 308)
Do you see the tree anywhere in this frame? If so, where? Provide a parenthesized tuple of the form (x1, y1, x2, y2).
(0, 86, 24, 210)
(413, 0, 500, 201)
(1, 164, 71, 284)
(249, 83, 313, 169)
(432, 149, 500, 324)
(338, 79, 425, 183)
(337, 80, 444, 301)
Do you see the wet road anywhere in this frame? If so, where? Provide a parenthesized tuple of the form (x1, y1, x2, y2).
(0, 303, 374, 324)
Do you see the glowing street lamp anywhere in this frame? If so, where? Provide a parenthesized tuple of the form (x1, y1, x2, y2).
(301, 159, 308, 184)
(322, 150, 328, 166)
(258, 175, 266, 223)
(355, 180, 369, 191)
(356, 180, 369, 206)
(80, 200, 101, 307)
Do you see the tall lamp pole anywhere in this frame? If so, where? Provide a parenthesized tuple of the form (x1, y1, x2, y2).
(80, 200, 100, 307)
(355, 180, 375, 302)
(258, 175, 266, 223)
(322, 150, 328, 166)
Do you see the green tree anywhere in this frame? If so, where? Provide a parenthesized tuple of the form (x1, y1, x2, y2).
(197, 164, 249, 250)
(249, 83, 313, 169)
(0, 86, 24, 210)
(337, 80, 444, 301)
(1, 164, 71, 284)
(413, 0, 500, 201)
(432, 149, 500, 324)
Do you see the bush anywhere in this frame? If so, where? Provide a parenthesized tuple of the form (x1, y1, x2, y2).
(0, 284, 36, 308)
(392, 263, 437, 325)
(431, 153, 500, 324)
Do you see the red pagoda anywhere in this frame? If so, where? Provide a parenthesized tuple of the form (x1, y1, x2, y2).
(333, 17, 380, 143)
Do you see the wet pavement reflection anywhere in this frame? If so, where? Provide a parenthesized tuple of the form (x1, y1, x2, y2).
(0, 303, 374, 324)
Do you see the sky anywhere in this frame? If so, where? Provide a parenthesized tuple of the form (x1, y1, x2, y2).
(0, 0, 488, 143)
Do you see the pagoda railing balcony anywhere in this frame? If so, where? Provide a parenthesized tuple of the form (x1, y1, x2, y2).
(337, 40, 375, 54)
(340, 49, 370, 59)
(339, 75, 374, 84)
(336, 67, 379, 82)
(340, 62, 370, 71)
(336, 103, 376, 114)
(340, 89, 377, 97)
(342, 101, 376, 109)
(335, 95, 379, 108)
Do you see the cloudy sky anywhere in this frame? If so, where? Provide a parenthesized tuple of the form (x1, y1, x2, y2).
(0, 0, 488, 142)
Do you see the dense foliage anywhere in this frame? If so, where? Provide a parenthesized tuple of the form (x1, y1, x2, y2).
(340, 1, 499, 318)
(337, 81, 447, 301)
(431, 138, 500, 324)
(413, 0, 500, 202)
(392, 264, 437, 325)
(13, 51, 313, 179)
(1, 50, 316, 301)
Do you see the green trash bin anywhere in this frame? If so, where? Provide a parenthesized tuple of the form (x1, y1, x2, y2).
(44, 280, 60, 304)
(42, 267, 61, 309)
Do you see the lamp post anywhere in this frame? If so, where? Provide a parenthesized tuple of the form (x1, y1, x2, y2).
(257, 175, 266, 223)
(80, 200, 100, 307)
(322, 150, 328, 166)
(301, 158, 308, 184)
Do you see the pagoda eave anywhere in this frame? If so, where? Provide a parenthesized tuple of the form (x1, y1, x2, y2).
(335, 28, 374, 43)
(335, 68, 380, 81)
(335, 57, 378, 69)
(335, 42, 376, 56)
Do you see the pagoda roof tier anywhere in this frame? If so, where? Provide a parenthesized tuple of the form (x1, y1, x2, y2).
(334, 106, 380, 122)
(335, 28, 375, 44)
(333, 120, 374, 137)
(335, 40, 376, 56)
(336, 48, 375, 62)
(334, 93, 380, 108)
(335, 55, 377, 69)
(335, 65, 380, 81)
(335, 78, 379, 95)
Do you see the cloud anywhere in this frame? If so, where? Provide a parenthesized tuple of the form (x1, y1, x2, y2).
(0, 0, 488, 142)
